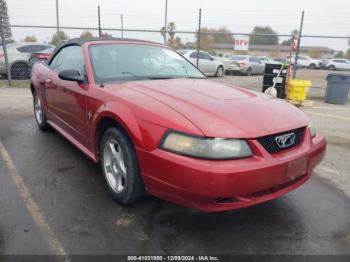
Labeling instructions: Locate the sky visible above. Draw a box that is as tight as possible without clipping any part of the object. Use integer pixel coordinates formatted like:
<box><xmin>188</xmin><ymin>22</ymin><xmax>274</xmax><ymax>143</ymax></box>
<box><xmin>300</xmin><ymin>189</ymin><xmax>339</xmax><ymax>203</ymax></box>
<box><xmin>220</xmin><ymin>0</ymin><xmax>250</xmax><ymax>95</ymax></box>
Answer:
<box><xmin>6</xmin><ymin>0</ymin><xmax>350</xmax><ymax>51</ymax></box>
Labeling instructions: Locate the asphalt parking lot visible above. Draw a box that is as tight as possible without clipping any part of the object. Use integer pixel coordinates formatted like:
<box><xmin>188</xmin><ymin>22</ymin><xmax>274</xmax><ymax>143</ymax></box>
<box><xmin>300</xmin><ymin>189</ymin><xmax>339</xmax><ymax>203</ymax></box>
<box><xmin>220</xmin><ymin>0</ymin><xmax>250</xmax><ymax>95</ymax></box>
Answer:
<box><xmin>0</xmin><ymin>72</ymin><xmax>350</xmax><ymax>256</ymax></box>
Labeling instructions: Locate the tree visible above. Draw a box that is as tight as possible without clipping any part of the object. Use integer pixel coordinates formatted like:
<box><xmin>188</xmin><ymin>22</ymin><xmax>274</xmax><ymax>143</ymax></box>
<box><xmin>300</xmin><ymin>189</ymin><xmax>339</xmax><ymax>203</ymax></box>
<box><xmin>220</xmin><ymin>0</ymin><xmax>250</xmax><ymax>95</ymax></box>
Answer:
<box><xmin>345</xmin><ymin>48</ymin><xmax>350</xmax><ymax>59</ymax></box>
<box><xmin>197</xmin><ymin>28</ymin><xmax>214</xmax><ymax>53</ymax></box>
<box><xmin>161</xmin><ymin>22</ymin><xmax>177</xmax><ymax>46</ymax></box>
<box><xmin>80</xmin><ymin>30</ymin><xmax>94</xmax><ymax>38</ymax></box>
<box><xmin>249</xmin><ymin>26</ymin><xmax>279</xmax><ymax>45</ymax></box>
<box><xmin>23</xmin><ymin>35</ymin><xmax>37</xmax><ymax>42</ymax></box>
<box><xmin>198</xmin><ymin>27</ymin><xmax>233</xmax><ymax>44</ymax></box>
<box><xmin>334</xmin><ymin>51</ymin><xmax>344</xmax><ymax>58</ymax></box>
<box><xmin>100</xmin><ymin>32</ymin><xmax>113</xmax><ymax>38</ymax></box>
<box><xmin>308</xmin><ymin>48</ymin><xmax>322</xmax><ymax>58</ymax></box>
<box><xmin>281</xmin><ymin>29</ymin><xmax>299</xmax><ymax>45</ymax></box>
<box><xmin>0</xmin><ymin>0</ymin><xmax>12</xmax><ymax>42</ymax></box>
<box><xmin>168</xmin><ymin>36</ymin><xmax>183</xmax><ymax>49</ymax></box>
<box><xmin>50</xmin><ymin>31</ymin><xmax>69</xmax><ymax>45</ymax></box>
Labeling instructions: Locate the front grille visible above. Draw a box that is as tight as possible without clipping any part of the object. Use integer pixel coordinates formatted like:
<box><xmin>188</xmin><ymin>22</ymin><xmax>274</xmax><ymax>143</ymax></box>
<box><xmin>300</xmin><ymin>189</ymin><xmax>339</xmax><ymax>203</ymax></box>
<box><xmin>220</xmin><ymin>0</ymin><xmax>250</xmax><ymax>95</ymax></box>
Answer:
<box><xmin>257</xmin><ymin>128</ymin><xmax>304</xmax><ymax>153</ymax></box>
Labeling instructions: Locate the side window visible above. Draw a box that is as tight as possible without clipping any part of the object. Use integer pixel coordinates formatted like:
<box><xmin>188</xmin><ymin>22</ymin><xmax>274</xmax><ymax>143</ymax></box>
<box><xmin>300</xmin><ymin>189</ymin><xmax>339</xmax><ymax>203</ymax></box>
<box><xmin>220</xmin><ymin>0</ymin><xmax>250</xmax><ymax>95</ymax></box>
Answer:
<box><xmin>190</xmin><ymin>52</ymin><xmax>199</xmax><ymax>59</ymax></box>
<box><xmin>50</xmin><ymin>46</ymin><xmax>85</xmax><ymax>75</ymax></box>
<box><xmin>249</xmin><ymin>57</ymin><xmax>258</xmax><ymax>63</ymax></box>
<box><xmin>17</xmin><ymin>45</ymin><xmax>48</xmax><ymax>53</ymax></box>
<box><xmin>199</xmin><ymin>52</ymin><xmax>212</xmax><ymax>60</ymax></box>
<box><xmin>17</xmin><ymin>45</ymin><xmax>34</xmax><ymax>53</ymax></box>
<box><xmin>49</xmin><ymin>52</ymin><xmax>61</xmax><ymax>69</ymax></box>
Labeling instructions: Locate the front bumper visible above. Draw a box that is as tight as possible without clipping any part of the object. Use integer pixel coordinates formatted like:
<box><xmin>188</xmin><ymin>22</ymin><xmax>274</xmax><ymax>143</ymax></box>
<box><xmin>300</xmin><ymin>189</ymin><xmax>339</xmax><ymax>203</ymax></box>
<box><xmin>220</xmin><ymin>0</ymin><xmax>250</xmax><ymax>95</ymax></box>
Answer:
<box><xmin>137</xmin><ymin>132</ymin><xmax>326</xmax><ymax>212</ymax></box>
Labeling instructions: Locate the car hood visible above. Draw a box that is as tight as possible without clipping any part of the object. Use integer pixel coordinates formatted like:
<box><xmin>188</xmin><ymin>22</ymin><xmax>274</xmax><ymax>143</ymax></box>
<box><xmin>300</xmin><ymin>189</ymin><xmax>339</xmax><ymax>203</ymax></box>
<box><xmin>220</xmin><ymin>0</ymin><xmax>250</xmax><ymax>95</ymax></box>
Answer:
<box><xmin>105</xmin><ymin>79</ymin><xmax>309</xmax><ymax>138</ymax></box>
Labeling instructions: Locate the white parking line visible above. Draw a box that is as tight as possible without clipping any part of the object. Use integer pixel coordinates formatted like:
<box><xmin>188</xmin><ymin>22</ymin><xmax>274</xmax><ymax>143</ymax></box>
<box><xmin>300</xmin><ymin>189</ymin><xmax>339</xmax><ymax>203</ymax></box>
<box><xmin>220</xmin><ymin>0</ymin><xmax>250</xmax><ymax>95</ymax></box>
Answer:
<box><xmin>0</xmin><ymin>95</ymin><xmax>32</xmax><ymax>98</ymax></box>
<box><xmin>303</xmin><ymin>111</ymin><xmax>350</xmax><ymax>122</ymax></box>
<box><xmin>0</xmin><ymin>141</ymin><xmax>69</xmax><ymax>259</ymax></box>
<box><xmin>312</xmin><ymin>106</ymin><xmax>350</xmax><ymax>111</ymax></box>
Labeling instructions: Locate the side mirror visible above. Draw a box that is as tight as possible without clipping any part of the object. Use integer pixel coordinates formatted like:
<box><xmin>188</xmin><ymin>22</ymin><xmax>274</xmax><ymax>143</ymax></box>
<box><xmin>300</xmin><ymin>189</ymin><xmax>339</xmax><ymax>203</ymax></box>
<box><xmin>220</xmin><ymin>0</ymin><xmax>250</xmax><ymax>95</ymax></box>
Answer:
<box><xmin>58</xmin><ymin>69</ymin><xmax>85</xmax><ymax>82</ymax></box>
<box><xmin>210</xmin><ymin>57</ymin><xmax>214</xmax><ymax>61</ymax></box>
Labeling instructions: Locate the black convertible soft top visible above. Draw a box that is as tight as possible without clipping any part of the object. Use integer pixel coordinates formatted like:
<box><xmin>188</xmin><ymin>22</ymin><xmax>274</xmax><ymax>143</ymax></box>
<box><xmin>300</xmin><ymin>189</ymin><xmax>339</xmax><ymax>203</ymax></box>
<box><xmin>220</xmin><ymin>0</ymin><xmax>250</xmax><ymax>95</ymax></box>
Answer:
<box><xmin>50</xmin><ymin>37</ymin><xmax>161</xmax><ymax>63</ymax></box>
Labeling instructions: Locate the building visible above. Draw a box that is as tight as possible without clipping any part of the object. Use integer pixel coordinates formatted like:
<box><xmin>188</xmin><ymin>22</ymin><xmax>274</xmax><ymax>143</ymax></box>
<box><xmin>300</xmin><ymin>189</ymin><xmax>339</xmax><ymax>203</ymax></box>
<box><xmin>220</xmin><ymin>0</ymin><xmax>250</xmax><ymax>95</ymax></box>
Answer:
<box><xmin>183</xmin><ymin>42</ymin><xmax>336</xmax><ymax>59</ymax></box>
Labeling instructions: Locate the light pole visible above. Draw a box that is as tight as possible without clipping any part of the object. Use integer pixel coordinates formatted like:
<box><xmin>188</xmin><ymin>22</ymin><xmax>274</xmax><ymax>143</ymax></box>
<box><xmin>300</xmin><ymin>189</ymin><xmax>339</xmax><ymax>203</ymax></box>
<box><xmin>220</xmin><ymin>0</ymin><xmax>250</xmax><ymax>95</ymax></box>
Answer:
<box><xmin>120</xmin><ymin>14</ymin><xmax>124</xmax><ymax>38</ymax></box>
<box><xmin>164</xmin><ymin>0</ymin><xmax>168</xmax><ymax>45</ymax></box>
<box><xmin>55</xmin><ymin>0</ymin><xmax>60</xmax><ymax>42</ymax></box>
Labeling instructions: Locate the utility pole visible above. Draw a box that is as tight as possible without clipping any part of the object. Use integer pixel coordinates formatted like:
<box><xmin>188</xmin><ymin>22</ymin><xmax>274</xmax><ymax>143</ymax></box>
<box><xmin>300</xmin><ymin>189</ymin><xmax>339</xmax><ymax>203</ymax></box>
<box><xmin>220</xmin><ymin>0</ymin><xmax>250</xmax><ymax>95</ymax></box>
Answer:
<box><xmin>293</xmin><ymin>10</ymin><xmax>304</xmax><ymax>79</ymax></box>
<box><xmin>120</xmin><ymin>14</ymin><xmax>124</xmax><ymax>38</ymax></box>
<box><xmin>196</xmin><ymin>8</ymin><xmax>202</xmax><ymax>68</ymax></box>
<box><xmin>55</xmin><ymin>0</ymin><xmax>60</xmax><ymax>42</ymax></box>
<box><xmin>164</xmin><ymin>0</ymin><xmax>168</xmax><ymax>45</ymax></box>
<box><xmin>98</xmin><ymin>5</ymin><xmax>102</xmax><ymax>37</ymax></box>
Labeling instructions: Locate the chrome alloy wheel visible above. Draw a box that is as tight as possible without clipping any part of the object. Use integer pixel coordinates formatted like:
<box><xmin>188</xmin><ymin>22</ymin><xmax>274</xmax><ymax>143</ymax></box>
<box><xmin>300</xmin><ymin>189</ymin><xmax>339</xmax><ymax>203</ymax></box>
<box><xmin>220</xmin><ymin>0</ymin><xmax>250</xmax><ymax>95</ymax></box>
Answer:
<box><xmin>217</xmin><ymin>67</ymin><xmax>224</xmax><ymax>77</ymax></box>
<box><xmin>103</xmin><ymin>139</ymin><xmax>127</xmax><ymax>193</ymax></box>
<box><xmin>34</xmin><ymin>94</ymin><xmax>43</xmax><ymax>124</ymax></box>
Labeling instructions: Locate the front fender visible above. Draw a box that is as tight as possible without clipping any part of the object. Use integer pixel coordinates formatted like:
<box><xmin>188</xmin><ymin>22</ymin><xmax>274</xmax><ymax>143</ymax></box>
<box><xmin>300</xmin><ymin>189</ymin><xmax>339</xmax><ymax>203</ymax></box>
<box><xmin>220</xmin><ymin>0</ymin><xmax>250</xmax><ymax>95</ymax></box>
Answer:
<box><xmin>92</xmin><ymin>100</ymin><xmax>143</xmax><ymax>153</ymax></box>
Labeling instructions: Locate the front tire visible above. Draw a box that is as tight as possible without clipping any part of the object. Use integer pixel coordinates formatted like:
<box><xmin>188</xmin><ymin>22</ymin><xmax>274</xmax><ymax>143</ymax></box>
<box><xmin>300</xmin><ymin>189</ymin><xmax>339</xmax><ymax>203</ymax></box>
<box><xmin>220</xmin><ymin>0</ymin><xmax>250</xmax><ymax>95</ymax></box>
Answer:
<box><xmin>215</xmin><ymin>66</ymin><xmax>224</xmax><ymax>77</ymax></box>
<box><xmin>33</xmin><ymin>91</ymin><xmax>50</xmax><ymax>130</ymax></box>
<box><xmin>100</xmin><ymin>127</ymin><xmax>145</xmax><ymax>205</ymax></box>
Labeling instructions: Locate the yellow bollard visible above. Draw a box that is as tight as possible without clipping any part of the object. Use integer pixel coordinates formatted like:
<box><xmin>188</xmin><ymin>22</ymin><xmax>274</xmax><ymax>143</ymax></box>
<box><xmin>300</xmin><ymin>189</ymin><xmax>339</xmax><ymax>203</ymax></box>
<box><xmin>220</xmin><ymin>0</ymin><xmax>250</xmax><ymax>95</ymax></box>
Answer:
<box><xmin>287</xmin><ymin>79</ymin><xmax>312</xmax><ymax>101</ymax></box>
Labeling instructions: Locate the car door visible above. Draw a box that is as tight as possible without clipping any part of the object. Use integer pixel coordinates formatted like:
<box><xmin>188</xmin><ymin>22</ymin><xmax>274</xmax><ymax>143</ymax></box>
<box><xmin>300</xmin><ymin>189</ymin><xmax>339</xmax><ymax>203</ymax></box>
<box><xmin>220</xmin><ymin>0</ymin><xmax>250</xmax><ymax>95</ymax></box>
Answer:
<box><xmin>44</xmin><ymin>45</ymin><xmax>89</xmax><ymax>144</ymax></box>
<box><xmin>188</xmin><ymin>51</ymin><xmax>205</xmax><ymax>72</ymax></box>
<box><xmin>200</xmin><ymin>52</ymin><xmax>217</xmax><ymax>74</ymax></box>
<box><xmin>249</xmin><ymin>56</ymin><xmax>263</xmax><ymax>74</ymax></box>
<box><xmin>345</xmin><ymin>61</ymin><xmax>350</xmax><ymax>70</ymax></box>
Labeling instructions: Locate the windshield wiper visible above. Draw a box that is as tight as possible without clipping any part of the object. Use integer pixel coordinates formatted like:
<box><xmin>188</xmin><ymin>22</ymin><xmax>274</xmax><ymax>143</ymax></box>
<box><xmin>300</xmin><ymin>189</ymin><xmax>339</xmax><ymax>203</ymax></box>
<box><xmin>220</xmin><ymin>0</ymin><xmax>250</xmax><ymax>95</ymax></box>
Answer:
<box><xmin>121</xmin><ymin>71</ymin><xmax>149</xmax><ymax>80</ymax></box>
<box><xmin>122</xmin><ymin>72</ymin><xmax>179</xmax><ymax>80</ymax></box>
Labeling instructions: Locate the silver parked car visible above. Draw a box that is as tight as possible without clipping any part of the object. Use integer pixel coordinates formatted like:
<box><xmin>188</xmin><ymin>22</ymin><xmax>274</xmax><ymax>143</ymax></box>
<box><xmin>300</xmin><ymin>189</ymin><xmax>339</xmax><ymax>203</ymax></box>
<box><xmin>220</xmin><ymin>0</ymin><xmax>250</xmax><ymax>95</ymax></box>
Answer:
<box><xmin>0</xmin><ymin>42</ymin><xmax>53</xmax><ymax>79</ymax></box>
<box><xmin>326</xmin><ymin>59</ymin><xmax>350</xmax><ymax>71</ymax></box>
<box><xmin>225</xmin><ymin>55</ymin><xmax>265</xmax><ymax>75</ymax></box>
<box><xmin>177</xmin><ymin>50</ymin><xmax>225</xmax><ymax>77</ymax></box>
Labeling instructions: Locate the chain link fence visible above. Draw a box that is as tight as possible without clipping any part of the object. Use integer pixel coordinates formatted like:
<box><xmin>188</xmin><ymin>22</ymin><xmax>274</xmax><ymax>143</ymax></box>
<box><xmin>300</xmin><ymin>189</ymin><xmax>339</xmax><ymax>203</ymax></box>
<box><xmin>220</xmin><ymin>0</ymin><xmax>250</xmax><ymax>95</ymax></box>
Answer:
<box><xmin>1</xmin><ymin>7</ymin><xmax>350</xmax><ymax>102</ymax></box>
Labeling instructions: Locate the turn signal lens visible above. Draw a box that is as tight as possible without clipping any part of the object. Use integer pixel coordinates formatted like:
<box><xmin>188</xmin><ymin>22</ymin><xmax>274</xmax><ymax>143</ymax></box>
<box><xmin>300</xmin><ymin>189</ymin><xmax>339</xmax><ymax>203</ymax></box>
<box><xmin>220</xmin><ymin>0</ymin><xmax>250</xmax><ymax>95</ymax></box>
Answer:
<box><xmin>308</xmin><ymin>121</ymin><xmax>317</xmax><ymax>138</ymax></box>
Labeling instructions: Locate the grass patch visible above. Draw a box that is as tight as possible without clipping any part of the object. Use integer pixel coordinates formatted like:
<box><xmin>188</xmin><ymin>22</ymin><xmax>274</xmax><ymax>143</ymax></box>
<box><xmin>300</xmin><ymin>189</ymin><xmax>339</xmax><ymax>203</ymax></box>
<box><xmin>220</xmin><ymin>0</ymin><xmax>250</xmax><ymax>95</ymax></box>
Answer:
<box><xmin>0</xmin><ymin>79</ymin><xmax>30</xmax><ymax>88</ymax></box>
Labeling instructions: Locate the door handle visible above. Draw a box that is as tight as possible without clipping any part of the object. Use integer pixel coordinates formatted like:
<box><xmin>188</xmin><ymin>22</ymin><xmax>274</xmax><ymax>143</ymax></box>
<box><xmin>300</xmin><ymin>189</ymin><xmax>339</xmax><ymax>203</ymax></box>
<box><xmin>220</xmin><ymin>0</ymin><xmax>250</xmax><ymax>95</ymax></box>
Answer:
<box><xmin>45</xmin><ymin>78</ymin><xmax>52</xmax><ymax>84</ymax></box>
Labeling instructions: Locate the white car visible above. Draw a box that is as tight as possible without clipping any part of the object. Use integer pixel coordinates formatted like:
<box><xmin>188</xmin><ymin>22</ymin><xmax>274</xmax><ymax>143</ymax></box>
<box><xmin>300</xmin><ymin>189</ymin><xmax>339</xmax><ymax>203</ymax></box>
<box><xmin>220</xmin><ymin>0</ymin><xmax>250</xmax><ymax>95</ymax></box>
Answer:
<box><xmin>0</xmin><ymin>42</ymin><xmax>53</xmax><ymax>79</ymax></box>
<box><xmin>290</xmin><ymin>55</ymin><xmax>323</xmax><ymax>69</ymax></box>
<box><xmin>326</xmin><ymin>59</ymin><xmax>350</xmax><ymax>71</ymax></box>
<box><xmin>177</xmin><ymin>50</ymin><xmax>225</xmax><ymax>77</ymax></box>
<box><xmin>225</xmin><ymin>55</ymin><xmax>265</xmax><ymax>75</ymax></box>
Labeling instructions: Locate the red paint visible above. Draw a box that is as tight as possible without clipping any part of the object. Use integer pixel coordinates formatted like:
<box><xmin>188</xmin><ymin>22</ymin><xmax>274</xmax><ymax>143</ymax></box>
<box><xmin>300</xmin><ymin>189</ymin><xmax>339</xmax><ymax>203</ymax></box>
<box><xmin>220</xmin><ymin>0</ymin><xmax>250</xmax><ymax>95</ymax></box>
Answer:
<box><xmin>31</xmin><ymin>39</ymin><xmax>326</xmax><ymax>212</ymax></box>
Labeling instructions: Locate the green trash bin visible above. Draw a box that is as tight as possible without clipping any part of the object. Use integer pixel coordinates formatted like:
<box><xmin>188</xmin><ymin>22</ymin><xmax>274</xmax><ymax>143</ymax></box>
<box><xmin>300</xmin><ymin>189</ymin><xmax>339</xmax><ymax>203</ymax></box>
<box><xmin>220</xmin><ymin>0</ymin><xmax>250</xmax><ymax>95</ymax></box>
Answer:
<box><xmin>325</xmin><ymin>74</ymin><xmax>350</xmax><ymax>105</ymax></box>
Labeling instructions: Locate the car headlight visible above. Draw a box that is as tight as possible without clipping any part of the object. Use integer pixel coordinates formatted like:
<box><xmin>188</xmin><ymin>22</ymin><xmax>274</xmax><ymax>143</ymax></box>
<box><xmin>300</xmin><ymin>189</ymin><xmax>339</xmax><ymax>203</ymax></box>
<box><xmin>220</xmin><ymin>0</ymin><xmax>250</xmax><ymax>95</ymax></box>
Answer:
<box><xmin>160</xmin><ymin>131</ymin><xmax>252</xmax><ymax>159</ymax></box>
<box><xmin>308</xmin><ymin>121</ymin><xmax>316</xmax><ymax>138</ymax></box>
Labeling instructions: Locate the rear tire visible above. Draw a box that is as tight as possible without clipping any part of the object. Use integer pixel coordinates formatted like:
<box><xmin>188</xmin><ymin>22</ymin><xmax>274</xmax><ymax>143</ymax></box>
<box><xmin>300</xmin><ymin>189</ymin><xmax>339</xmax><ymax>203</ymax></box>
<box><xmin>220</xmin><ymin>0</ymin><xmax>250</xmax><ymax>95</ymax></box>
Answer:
<box><xmin>309</xmin><ymin>63</ymin><xmax>316</xmax><ymax>69</ymax></box>
<box><xmin>11</xmin><ymin>62</ymin><xmax>29</xmax><ymax>79</ymax></box>
<box><xmin>100</xmin><ymin>126</ymin><xmax>145</xmax><ymax>205</ymax></box>
<box><xmin>328</xmin><ymin>65</ymin><xmax>336</xmax><ymax>71</ymax></box>
<box><xmin>246</xmin><ymin>67</ymin><xmax>252</xmax><ymax>76</ymax></box>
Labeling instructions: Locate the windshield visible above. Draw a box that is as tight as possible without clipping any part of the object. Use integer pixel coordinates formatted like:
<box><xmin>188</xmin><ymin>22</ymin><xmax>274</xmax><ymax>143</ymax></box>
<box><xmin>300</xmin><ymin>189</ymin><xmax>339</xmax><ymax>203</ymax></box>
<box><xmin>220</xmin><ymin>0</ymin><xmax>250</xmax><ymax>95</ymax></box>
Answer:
<box><xmin>89</xmin><ymin>44</ymin><xmax>205</xmax><ymax>83</ymax></box>
<box><xmin>230</xmin><ymin>55</ymin><xmax>248</xmax><ymax>61</ymax></box>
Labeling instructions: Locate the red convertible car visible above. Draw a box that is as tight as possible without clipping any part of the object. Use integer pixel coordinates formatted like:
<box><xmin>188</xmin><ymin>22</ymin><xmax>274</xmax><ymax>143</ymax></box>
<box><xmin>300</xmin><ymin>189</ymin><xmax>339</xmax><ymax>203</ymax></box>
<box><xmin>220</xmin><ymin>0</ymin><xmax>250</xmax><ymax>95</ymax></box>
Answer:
<box><xmin>31</xmin><ymin>38</ymin><xmax>326</xmax><ymax>212</ymax></box>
